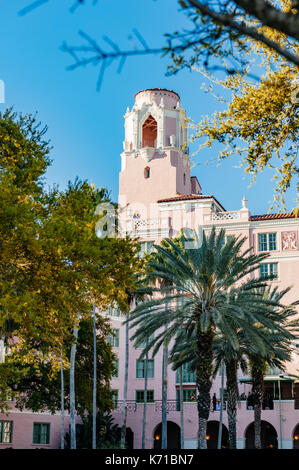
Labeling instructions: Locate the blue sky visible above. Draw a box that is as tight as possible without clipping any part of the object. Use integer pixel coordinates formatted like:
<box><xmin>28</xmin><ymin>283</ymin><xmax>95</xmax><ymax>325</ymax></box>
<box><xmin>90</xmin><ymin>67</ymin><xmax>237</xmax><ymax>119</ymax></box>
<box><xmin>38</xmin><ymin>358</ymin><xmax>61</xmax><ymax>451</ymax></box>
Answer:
<box><xmin>0</xmin><ymin>0</ymin><xmax>296</xmax><ymax>214</ymax></box>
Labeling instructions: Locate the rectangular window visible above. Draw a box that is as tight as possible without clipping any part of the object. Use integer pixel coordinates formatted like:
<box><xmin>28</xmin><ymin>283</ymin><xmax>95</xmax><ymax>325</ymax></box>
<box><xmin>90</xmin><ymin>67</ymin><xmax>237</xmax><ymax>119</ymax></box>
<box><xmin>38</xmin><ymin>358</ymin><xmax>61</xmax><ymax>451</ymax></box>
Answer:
<box><xmin>219</xmin><ymin>388</ymin><xmax>228</xmax><ymax>402</ymax></box>
<box><xmin>136</xmin><ymin>359</ymin><xmax>154</xmax><ymax>378</ymax></box>
<box><xmin>107</xmin><ymin>328</ymin><xmax>119</xmax><ymax>347</ymax></box>
<box><xmin>258</xmin><ymin>233</ymin><xmax>277</xmax><ymax>251</ymax></box>
<box><xmin>111</xmin><ymin>390</ymin><xmax>118</xmax><ymax>409</ymax></box>
<box><xmin>136</xmin><ymin>390</ymin><xmax>154</xmax><ymax>403</ymax></box>
<box><xmin>218</xmin><ymin>364</ymin><xmax>226</xmax><ymax>376</ymax></box>
<box><xmin>139</xmin><ymin>241</ymin><xmax>155</xmax><ymax>258</ymax></box>
<box><xmin>259</xmin><ymin>263</ymin><xmax>278</xmax><ymax>280</ymax></box>
<box><xmin>176</xmin><ymin>363</ymin><xmax>196</xmax><ymax>383</ymax></box>
<box><xmin>106</xmin><ymin>306</ymin><xmax>120</xmax><ymax>318</ymax></box>
<box><xmin>176</xmin><ymin>389</ymin><xmax>196</xmax><ymax>410</ymax></box>
<box><xmin>136</xmin><ymin>333</ymin><xmax>155</xmax><ymax>349</ymax></box>
<box><xmin>6</xmin><ymin>391</ymin><xmax>13</xmax><ymax>401</ymax></box>
<box><xmin>0</xmin><ymin>421</ymin><xmax>13</xmax><ymax>444</ymax></box>
<box><xmin>33</xmin><ymin>423</ymin><xmax>50</xmax><ymax>445</ymax></box>
<box><xmin>178</xmin><ymin>389</ymin><xmax>196</xmax><ymax>402</ymax></box>
<box><xmin>221</xmin><ymin>235</ymin><xmax>233</xmax><ymax>247</ymax></box>
<box><xmin>112</xmin><ymin>358</ymin><xmax>119</xmax><ymax>377</ymax></box>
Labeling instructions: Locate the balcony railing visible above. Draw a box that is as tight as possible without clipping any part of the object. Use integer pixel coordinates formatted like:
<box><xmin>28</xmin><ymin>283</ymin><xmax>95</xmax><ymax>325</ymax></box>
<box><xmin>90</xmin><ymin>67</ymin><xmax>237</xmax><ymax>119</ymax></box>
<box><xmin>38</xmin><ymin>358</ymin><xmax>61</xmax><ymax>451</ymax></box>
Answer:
<box><xmin>204</xmin><ymin>211</ymin><xmax>242</xmax><ymax>222</ymax></box>
<box><xmin>121</xmin><ymin>217</ymin><xmax>171</xmax><ymax>237</ymax></box>
<box><xmin>112</xmin><ymin>399</ymin><xmax>228</xmax><ymax>413</ymax></box>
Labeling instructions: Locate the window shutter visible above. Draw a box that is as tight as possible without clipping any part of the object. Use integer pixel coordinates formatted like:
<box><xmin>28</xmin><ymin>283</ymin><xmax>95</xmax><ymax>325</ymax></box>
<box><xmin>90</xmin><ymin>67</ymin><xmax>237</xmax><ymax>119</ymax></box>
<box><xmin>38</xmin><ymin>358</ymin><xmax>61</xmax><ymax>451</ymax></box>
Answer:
<box><xmin>33</xmin><ymin>423</ymin><xmax>40</xmax><ymax>444</ymax></box>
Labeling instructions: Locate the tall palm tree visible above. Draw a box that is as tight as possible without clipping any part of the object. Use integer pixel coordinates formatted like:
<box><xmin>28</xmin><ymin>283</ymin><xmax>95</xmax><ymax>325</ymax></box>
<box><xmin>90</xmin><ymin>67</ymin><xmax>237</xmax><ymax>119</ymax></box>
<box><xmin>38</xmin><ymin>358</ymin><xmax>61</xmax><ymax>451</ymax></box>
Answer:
<box><xmin>120</xmin><ymin>264</ymin><xmax>148</xmax><ymax>450</ymax></box>
<box><xmin>141</xmin><ymin>341</ymin><xmax>148</xmax><ymax>449</ymax></box>
<box><xmin>247</xmin><ymin>287</ymin><xmax>299</xmax><ymax>449</ymax></box>
<box><xmin>60</xmin><ymin>350</ymin><xmax>65</xmax><ymax>449</ymax></box>
<box><xmin>120</xmin><ymin>308</ymin><xmax>130</xmax><ymax>449</ymax></box>
<box><xmin>169</xmin><ymin>314</ymin><xmax>263</xmax><ymax>449</ymax></box>
<box><xmin>177</xmin><ymin>290</ymin><xmax>297</xmax><ymax>449</ymax></box>
<box><xmin>92</xmin><ymin>302</ymin><xmax>97</xmax><ymax>449</ymax></box>
<box><xmin>161</xmin><ymin>325</ymin><xmax>168</xmax><ymax>449</ymax></box>
<box><xmin>70</xmin><ymin>317</ymin><xmax>80</xmax><ymax>449</ymax></box>
<box><xmin>128</xmin><ymin>227</ymin><xmax>277</xmax><ymax>448</ymax></box>
<box><xmin>178</xmin><ymin>366</ymin><xmax>184</xmax><ymax>449</ymax></box>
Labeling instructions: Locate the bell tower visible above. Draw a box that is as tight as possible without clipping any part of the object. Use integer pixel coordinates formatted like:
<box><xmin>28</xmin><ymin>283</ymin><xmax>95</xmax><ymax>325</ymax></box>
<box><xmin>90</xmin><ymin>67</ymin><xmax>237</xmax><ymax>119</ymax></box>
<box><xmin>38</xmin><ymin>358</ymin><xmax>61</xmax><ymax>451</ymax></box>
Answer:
<box><xmin>119</xmin><ymin>88</ymin><xmax>194</xmax><ymax>216</ymax></box>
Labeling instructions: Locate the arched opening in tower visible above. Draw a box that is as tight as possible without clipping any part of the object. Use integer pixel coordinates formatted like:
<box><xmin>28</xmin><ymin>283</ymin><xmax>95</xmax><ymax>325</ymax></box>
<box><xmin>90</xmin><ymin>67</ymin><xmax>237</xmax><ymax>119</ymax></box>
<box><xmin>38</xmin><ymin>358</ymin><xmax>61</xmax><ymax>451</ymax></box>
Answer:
<box><xmin>142</xmin><ymin>115</ymin><xmax>157</xmax><ymax>148</ymax></box>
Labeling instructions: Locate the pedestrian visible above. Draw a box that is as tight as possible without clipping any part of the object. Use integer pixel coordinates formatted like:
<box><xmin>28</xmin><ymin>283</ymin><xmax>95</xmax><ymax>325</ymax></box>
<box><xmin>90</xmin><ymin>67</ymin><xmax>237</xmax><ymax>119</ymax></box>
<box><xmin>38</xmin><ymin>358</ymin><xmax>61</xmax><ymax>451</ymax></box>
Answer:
<box><xmin>212</xmin><ymin>392</ymin><xmax>217</xmax><ymax>411</ymax></box>
<box><xmin>247</xmin><ymin>392</ymin><xmax>253</xmax><ymax>410</ymax></box>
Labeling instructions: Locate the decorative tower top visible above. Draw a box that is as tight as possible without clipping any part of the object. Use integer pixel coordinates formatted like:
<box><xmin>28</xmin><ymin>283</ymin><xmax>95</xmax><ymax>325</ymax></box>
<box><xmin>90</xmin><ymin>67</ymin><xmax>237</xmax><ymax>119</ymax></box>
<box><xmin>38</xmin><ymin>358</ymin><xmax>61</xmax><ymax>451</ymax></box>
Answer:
<box><xmin>122</xmin><ymin>88</ymin><xmax>188</xmax><ymax>161</ymax></box>
<box><xmin>119</xmin><ymin>89</ymin><xmax>192</xmax><ymax>213</ymax></box>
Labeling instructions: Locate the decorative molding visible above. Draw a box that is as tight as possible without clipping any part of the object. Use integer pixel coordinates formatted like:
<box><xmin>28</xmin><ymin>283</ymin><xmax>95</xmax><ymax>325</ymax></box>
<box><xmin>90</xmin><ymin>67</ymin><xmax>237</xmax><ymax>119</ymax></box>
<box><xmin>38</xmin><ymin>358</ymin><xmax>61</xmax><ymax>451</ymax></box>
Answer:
<box><xmin>281</xmin><ymin>231</ymin><xmax>298</xmax><ymax>251</ymax></box>
<box><xmin>250</xmin><ymin>219</ymin><xmax>299</xmax><ymax>229</ymax></box>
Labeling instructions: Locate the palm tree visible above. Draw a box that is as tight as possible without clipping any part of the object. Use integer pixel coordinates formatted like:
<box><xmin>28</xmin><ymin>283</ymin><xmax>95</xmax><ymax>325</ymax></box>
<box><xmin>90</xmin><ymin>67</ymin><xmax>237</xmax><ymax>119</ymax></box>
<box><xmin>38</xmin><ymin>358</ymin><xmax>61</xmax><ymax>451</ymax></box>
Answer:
<box><xmin>178</xmin><ymin>366</ymin><xmax>184</xmax><ymax>449</ymax></box>
<box><xmin>247</xmin><ymin>287</ymin><xmax>298</xmax><ymax>449</ymax></box>
<box><xmin>120</xmin><ymin>268</ymin><xmax>148</xmax><ymax>449</ymax></box>
<box><xmin>169</xmin><ymin>314</ymin><xmax>263</xmax><ymax>449</ymax></box>
<box><xmin>161</xmin><ymin>325</ymin><xmax>168</xmax><ymax>449</ymax></box>
<box><xmin>128</xmin><ymin>227</ymin><xmax>276</xmax><ymax>448</ymax></box>
<box><xmin>92</xmin><ymin>302</ymin><xmax>97</xmax><ymax>449</ymax></box>
<box><xmin>60</xmin><ymin>350</ymin><xmax>65</xmax><ymax>449</ymax></box>
<box><xmin>141</xmin><ymin>340</ymin><xmax>148</xmax><ymax>449</ymax></box>
<box><xmin>70</xmin><ymin>318</ymin><xmax>79</xmax><ymax>449</ymax></box>
<box><xmin>176</xmin><ymin>287</ymin><xmax>297</xmax><ymax>449</ymax></box>
<box><xmin>120</xmin><ymin>308</ymin><xmax>130</xmax><ymax>449</ymax></box>
<box><xmin>217</xmin><ymin>360</ymin><xmax>225</xmax><ymax>449</ymax></box>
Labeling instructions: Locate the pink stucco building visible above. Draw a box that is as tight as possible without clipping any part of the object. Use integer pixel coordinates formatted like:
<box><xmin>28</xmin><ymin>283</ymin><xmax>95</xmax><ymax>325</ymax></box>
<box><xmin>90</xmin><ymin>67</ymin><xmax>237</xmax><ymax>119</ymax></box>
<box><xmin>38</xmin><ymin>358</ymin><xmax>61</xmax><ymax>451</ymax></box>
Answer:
<box><xmin>112</xmin><ymin>88</ymin><xmax>299</xmax><ymax>450</ymax></box>
<box><xmin>0</xmin><ymin>88</ymin><xmax>298</xmax><ymax>449</ymax></box>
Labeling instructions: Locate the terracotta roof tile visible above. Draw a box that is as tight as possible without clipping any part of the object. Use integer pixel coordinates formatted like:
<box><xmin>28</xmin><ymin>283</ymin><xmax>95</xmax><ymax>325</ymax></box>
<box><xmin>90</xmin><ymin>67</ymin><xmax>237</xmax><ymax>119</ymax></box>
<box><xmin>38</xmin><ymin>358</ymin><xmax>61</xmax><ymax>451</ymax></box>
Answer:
<box><xmin>249</xmin><ymin>213</ymin><xmax>296</xmax><ymax>221</ymax></box>
<box><xmin>157</xmin><ymin>194</ymin><xmax>226</xmax><ymax>211</ymax></box>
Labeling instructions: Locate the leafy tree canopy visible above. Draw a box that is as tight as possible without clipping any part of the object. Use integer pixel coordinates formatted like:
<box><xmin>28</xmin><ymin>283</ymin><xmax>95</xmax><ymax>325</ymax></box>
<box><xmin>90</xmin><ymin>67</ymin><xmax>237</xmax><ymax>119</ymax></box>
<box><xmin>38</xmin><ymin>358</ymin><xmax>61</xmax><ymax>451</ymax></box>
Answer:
<box><xmin>1</xmin><ymin>318</ymin><xmax>115</xmax><ymax>417</ymax></box>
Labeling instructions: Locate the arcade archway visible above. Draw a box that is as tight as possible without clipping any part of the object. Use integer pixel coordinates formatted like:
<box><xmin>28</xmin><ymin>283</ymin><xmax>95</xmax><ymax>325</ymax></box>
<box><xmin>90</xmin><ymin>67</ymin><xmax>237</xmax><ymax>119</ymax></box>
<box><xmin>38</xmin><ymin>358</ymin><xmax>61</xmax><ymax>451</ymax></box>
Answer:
<box><xmin>153</xmin><ymin>421</ymin><xmax>180</xmax><ymax>449</ymax></box>
<box><xmin>293</xmin><ymin>424</ymin><xmax>299</xmax><ymax>449</ymax></box>
<box><xmin>206</xmin><ymin>421</ymin><xmax>229</xmax><ymax>449</ymax></box>
<box><xmin>245</xmin><ymin>421</ymin><xmax>278</xmax><ymax>449</ymax></box>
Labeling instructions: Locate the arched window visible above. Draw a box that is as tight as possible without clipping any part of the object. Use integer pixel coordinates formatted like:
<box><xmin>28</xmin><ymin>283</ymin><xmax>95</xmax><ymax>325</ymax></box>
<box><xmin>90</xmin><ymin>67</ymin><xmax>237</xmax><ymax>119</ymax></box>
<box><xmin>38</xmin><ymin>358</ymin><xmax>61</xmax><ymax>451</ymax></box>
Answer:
<box><xmin>142</xmin><ymin>115</ymin><xmax>157</xmax><ymax>148</ymax></box>
<box><xmin>144</xmin><ymin>167</ymin><xmax>150</xmax><ymax>179</ymax></box>
<box><xmin>183</xmin><ymin>173</ymin><xmax>186</xmax><ymax>185</ymax></box>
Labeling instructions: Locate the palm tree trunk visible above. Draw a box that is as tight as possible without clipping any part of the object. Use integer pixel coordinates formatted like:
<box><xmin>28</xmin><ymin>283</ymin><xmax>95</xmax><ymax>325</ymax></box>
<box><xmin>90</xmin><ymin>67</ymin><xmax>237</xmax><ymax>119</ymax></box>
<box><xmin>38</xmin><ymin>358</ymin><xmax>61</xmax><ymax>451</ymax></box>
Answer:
<box><xmin>92</xmin><ymin>302</ymin><xmax>97</xmax><ymax>449</ymax></box>
<box><xmin>60</xmin><ymin>351</ymin><xmax>65</xmax><ymax>449</ymax></box>
<box><xmin>179</xmin><ymin>366</ymin><xmax>184</xmax><ymax>449</ymax></box>
<box><xmin>217</xmin><ymin>360</ymin><xmax>224</xmax><ymax>449</ymax></box>
<box><xmin>141</xmin><ymin>345</ymin><xmax>148</xmax><ymax>449</ymax></box>
<box><xmin>226</xmin><ymin>359</ymin><xmax>238</xmax><ymax>449</ymax></box>
<box><xmin>120</xmin><ymin>311</ymin><xmax>129</xmax><ymax>449</ymax></box>
<box><xmin>0</xmin><ymin>335</ymin><xmax>5</xmax><ymax>363</ymax></box>
<box><xmin>161</xmin><ymin>334</ymin><xmax>168</xmax><ymax>449</ymax></box>
<box><xmin>196</xmin><ymin>329</ymin><xmax>214</xmax><ymax>449</ymax></box>
<box><xmin>70</xmin><ymin>319</ymin><xmax>79</xmax><ymax>449</ymax></box>
<box><xmin>252</xmin><ymin>365</ymin><xmax>264</xmax><ymax>449</ymax></box>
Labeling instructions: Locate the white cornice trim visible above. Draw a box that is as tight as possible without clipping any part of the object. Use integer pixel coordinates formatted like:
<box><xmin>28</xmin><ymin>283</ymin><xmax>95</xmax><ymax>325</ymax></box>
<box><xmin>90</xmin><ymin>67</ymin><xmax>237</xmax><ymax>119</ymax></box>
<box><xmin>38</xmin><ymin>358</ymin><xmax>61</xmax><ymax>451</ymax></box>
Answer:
<box><xmin>250</xmin><ymin>219</ymin><xmax>299</xmax><ymax>229</ymax></box>
<box><xmin>262</xmin><ymin>255</ymin><xmax>299</xmax><ymax>262</ymax></box>
<box><xmin>203</xmin><ymin>223</ymin><xmax>251</xmax><ymax>230</ymax></box>
<box><xmin>1</xmin><ymin>409</ymin><xmax>69</xmax><ymax>416</ymax></box>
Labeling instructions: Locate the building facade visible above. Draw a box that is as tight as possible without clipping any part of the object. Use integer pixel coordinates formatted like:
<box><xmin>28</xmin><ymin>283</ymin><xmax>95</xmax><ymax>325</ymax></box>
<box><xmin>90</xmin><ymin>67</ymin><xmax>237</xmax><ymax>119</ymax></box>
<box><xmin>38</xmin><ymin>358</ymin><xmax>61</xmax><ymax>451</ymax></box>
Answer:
<box><xmin>110</xmin><ymin>88</ymin><xmax>299</xmax><ymax>450</ymax></box>
<box><xmin>0</xmin><ymin>88</ymin><xmax>298</xmax><ymax>449</ymax></box>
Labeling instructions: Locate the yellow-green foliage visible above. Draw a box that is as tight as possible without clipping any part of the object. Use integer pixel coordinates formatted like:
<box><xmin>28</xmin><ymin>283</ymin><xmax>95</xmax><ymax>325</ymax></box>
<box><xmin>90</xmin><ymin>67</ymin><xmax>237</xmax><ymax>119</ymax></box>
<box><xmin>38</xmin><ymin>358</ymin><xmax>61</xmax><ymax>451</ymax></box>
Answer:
<box><xmin>192</xmin><ymin>0</ymin><xmax>298</xmax><ymax>212</ymax></box>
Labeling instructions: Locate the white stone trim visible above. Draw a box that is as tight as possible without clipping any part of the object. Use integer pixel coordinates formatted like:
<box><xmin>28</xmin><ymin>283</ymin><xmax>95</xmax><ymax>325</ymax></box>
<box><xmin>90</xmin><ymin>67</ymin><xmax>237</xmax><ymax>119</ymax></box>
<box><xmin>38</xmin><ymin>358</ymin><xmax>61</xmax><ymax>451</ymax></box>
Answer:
<box><xmin>250</xmin><ymin>219</ymin><xmax>299</xmax><ymax>229</ymax></box>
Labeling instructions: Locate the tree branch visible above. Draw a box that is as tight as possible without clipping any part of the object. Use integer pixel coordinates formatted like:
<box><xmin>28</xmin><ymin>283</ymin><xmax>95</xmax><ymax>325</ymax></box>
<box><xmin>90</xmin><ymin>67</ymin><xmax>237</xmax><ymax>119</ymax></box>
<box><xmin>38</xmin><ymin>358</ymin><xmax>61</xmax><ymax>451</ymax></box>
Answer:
<box><xmin>234</xmin><ymin>0</ymin><xmax>299</xmax><ymax>40</ymax></box>
<box><xmin>186</xmin><ymin>1</ymin><xmax>299</xmax><ymax>66</ymax></box>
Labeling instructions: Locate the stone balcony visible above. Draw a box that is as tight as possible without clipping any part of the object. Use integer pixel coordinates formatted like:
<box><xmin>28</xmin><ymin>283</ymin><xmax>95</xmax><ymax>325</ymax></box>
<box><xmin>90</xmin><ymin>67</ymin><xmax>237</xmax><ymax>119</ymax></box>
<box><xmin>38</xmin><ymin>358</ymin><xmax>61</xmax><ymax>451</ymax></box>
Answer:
<box><xmin>121</xmin><ymin>216</ymin><xmax>171</xmax><ymax>239</ymax></box>
<box><xmin>204</xmin><ymin>210</ymin><xmax>249</xmax><ymax>223</ymax></box>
